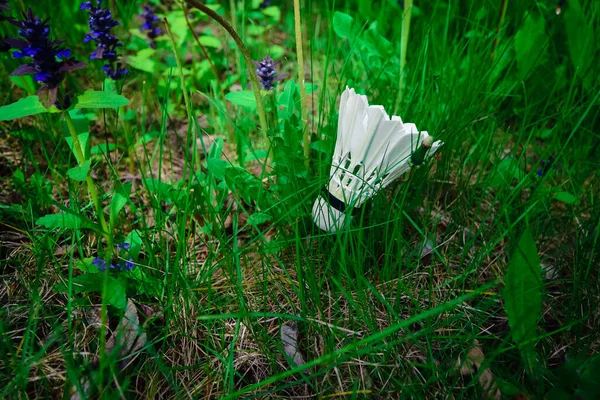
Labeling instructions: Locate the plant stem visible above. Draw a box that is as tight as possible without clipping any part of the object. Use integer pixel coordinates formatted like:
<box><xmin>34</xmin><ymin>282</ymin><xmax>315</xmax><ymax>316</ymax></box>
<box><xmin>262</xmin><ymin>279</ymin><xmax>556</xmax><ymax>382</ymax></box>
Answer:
<box><xmin>64</xmin><ymin>112</ymin><xmax>109</xmax><ymax>239</ymax></box>
<box><xmin>183</xmin><ymin>0</ymin><xmax>269</xmax><ymax>146</ymax></box>
<box><xmin>394</xmin><ymin>0</ymin><xmax>413</xmax><ymax>114</ymax></box>
<box><xmin>164</xmin><ymin>18</ymin><xmax>201</xmax><ymax>179</ymax></box>
<box><xmin>293</xmin><ymin>0</ymin><xmax>309</xmax><ymax>168</ymax></box>
<box><xmin>491</xmin><ymin>0</ymin><xmax>509</xmax><ymax>62</ymax></box>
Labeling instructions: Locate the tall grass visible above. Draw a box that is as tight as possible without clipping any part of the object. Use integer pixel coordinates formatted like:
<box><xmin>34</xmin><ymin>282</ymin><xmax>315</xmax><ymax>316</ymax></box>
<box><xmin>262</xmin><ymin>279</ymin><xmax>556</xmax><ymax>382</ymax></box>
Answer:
<box><xmin>0</xmin><ymin>0</ymin><xmax>598</xmax><ymax>398</ymax></box>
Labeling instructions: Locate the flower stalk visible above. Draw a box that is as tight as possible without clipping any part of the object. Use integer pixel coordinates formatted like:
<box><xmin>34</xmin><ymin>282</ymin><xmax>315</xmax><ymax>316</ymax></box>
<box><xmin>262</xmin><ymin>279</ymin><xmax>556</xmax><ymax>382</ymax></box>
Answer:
<box><xmin>394</xmin><ymin>0</ymin><xmax>413</xmax><ymax>114</ymax></box>
<box><xmin>182</xmin><ymin>0</ymin><xmax>268</xmax><ymax>146</ymax></box>
<box><xmin>293</xmin><ymin>0</ymin><xmax>309</xmax><ymax>167</ymax></box>
<box><xmin>64</xmin><ymin>112</ymin><xmax>110</xmax><ymax>241</ymax></box>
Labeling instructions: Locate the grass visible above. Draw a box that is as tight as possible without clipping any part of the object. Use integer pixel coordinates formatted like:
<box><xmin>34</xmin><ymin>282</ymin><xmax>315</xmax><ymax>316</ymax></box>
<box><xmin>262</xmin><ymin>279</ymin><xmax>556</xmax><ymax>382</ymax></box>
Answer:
<box><xmin>0</xmin><ymin>0</ymin><xmax>599</xmax><ymax>398</ymax></box>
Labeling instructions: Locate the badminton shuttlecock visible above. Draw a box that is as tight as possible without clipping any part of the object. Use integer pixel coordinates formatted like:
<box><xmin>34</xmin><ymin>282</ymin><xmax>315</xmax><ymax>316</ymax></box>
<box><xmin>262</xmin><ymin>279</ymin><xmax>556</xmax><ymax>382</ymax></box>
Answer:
<box><xmin>312</xmin><ymin>87</ymin><xmax>443</xmax><ymax>232</ymax></box>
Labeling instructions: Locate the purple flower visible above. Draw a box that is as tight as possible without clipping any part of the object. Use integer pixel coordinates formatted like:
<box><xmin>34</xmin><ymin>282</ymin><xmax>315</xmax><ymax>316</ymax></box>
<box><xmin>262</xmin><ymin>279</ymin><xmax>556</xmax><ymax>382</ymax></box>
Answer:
<box><xmin>93</xmin><ymin>242</ymin><xmax>135</xmax><ymax>272</ymax></box>
<box><xmin>140</xmin><ymin>5</ymin><xmax>162</xmax><ymax>47</ymax></box>
<box><xmin>259</xmin><ymin>0</ymin><xmax>272</xmax><ymax>9</ymax></box>
<box><xmin>4</xmin><ymin>8</ymin><xmax>86</xmax><ymax>105</ymax></box>
<box><xmin>537</xmin><ymin>156</ymin><xmax>555</xmax><ymax>177</ymax></box>
<box><xmin>81</xmin><ymin>0</ymin><xmax>127</xmax><ymax>80</ymax></box>
<box><xmin>252</xmin><ymin>55</ymin><xmax>278</xmax><ymax>91</ymax></box>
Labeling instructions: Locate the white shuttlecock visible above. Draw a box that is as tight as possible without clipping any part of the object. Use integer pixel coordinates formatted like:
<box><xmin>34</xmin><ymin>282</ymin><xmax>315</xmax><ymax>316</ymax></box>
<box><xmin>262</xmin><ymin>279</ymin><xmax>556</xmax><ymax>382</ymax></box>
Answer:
<box><xmin>312</xmin><ymin>87</ymin><xmax>443</xmax><ymax>232</ymax></box>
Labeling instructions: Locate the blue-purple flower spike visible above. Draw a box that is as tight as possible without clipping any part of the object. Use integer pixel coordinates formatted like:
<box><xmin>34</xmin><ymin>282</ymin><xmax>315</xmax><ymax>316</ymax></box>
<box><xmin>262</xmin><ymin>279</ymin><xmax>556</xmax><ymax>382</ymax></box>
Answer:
<box><xmin>140</xmin><ymin>5</ymin><xmax>162</xmax><ymax>47</ymax></box>
<box><xmin>4</xmin><ymin>8</ymin><xmax>86</xmax><ymax>106</ymax></box>
<box><xmin>252</xmin><ymin>55</ymin><xmax>278</xmax><ymax>91</ymax></box>
<box><xmin>81</xmin><ymin>0</ymin><xmax>127</xmax><ymax>80</ymax></box>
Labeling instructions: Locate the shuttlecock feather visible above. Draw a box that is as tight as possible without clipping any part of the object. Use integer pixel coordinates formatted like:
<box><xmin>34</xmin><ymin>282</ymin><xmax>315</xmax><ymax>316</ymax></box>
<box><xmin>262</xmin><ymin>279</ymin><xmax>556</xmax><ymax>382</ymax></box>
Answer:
<box><xmin>312</xmin><ymin>87</ymin><xmax>442</xmax><ymax>232</ymax></box>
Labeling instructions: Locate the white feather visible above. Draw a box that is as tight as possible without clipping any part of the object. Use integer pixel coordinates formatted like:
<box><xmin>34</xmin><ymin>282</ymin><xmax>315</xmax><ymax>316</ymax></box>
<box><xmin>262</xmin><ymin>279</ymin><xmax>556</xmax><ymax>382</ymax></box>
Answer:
<box><xmin>313</xmin><ymin>87</ymin><xmax>443</xmax><ymax>232</ymax></box>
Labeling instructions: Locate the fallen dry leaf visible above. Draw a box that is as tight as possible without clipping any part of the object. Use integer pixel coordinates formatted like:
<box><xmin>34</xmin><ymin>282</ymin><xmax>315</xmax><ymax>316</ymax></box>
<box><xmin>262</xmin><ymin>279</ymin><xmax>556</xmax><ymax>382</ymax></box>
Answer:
<box><xmin>281</xmin><ymin>322</ymin><xmax>307</xmax><ymax>371</ymax></box>
<box><xmin>456</xmin><ymin>341</ymin><xmax>501</xmax><ymax>400</ymax></box>
<box><xmin>106</xmin><ymin>298</ymin><xmax>148</xmax><ymax>368</ymax></box>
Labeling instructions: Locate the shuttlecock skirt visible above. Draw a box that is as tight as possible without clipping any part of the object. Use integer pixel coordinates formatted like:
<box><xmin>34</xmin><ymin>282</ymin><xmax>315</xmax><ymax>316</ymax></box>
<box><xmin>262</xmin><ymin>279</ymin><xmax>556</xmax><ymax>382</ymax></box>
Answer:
<box><xmin>312</xmin><ymin>194</ymin><xmax>351</xmax><ymax>233</ymax></box>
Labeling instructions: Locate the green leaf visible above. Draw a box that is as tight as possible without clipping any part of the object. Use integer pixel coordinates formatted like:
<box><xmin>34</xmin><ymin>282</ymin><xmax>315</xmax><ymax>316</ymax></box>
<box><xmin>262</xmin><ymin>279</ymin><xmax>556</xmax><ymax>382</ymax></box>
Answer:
<box><xmin>199</xmin><ymin>35</ymin><xmax>221</xmax><ymax>48</ymax></box>
<box><xmin>206</xmin><ymin>158</ymin><xmax>229</xmax><ymax>180</ymax></box>
<box><xmin>333</xmin><ymin>11</ymin><xmax>354</xmax><ymax>39</ymax></box>
<box><xmin>504</xmin><ymin>225</ymin><xmax>543</xmax><ymax>375</ymax></box>
<box><xmin>75</xmin><ymin>90</ymin><xmax>130</xmax><ymax>109</ymax></box>
<box><xmin>0</xmin><ymin>96</ymin><xmax>57</xmax><ymax>121</ymax></box>
<box><xmin>553</xmin><ymin>191</ymin><xmax>579</xmax><ymax>205</ymax></box>
<box><xmin>67</xmin><ymin>160</ymin><xmax>91</xmax><ymax>181</ymax></box>
<box><xmin>105</xmin><ymin>278</ymin><xmax>127</xmax><ymax>309</ymax></box>
<box><xmin>564</xmin><ymin>0</ymin><xmax>595</xmax><ymax>80</ymax></box>
<box><xmin>64</xmin><ymin>132</ymin><xmax>91</xmax><ymax>161</ymax></box>
<box><xmin>225</xmin><ymin>91</ymin><xmax>257</xmax><ymax>110</ymax></box>
<box><xmin>247</xmin><ymin>212</ymin><xmax>271</xmax><ymax>226</ymax></box>
<box><xmin>110</xmin><ymin>182</ymin><xmax>132</xmax><ymax>226</ymax></box>
<box><xmin>74</xmin><ymin>257</ymin><xmax>102</xmax><ymax>273</ymax></box>
<box><xmin>128</xmin><ymin>48</ymin><xmax>157</xmax><ymax>73</ymax></box>
<box><xmin>91</xmin><ymin>143</ymin><xmax>118</xmax><ymax>154</ymax></box>
<box><xmin>125</xmin><ymin>230</ymin><xmax>143</xmax><ymax>259</ymax></box>
<box><xmin>305</xmin><ymin>83</ymin><xmax>318</xmax><ymax>94</ymax></box>
<box><xmin>514</xmin><ymin>13</ymin><xmax>547</xmax><ymax>79</ymax></box>
<box><xmin>262</xmin><ymin>6</ymin><xmax>281</xmax><ymax>21</ymax></box>
<box><xmin>489</xmin><ymin>157</ymin><xmax>523</xmax><ymax>187</ymax></box>
<box><xmin>36</xmin><ymin>213</ymin><xmax>87</xmax><ymax>229</ymax></box>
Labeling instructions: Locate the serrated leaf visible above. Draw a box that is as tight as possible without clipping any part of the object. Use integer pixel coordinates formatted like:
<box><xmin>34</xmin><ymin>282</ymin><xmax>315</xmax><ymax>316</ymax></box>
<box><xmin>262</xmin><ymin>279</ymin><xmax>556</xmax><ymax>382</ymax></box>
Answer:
<box><xmin>36</xmin><ymin>213</ymin><xmax>87</xmax><ymax>229</ymax></box>
<box><xmin>333</xmin><ymin>11</ymin><xmax>354</xmax><ymax>39</ymax></box>
<box><xmin>504</xmin><ymin>225</ymin><xmax>542</xmax><ymax>375</ymax></box>
<box><xmin>76</xmin><ymin>90</ymin><xmax>130</xmax><ymax>109</ymax></box>
<box><xmin>67</xmin><ymin>160</ymin><xmax>91</xmax><ymax>181</ymax></box>
<box><xmin>225</xmin><ymin>90</ymin><xmax>257</xmax><ymax>110</ymax></box>
<box><xmin>553</xmin><ymin>191</ymin><xmax>579</xmax><ymax>205</ymax></box>
<box><xmin>514</xmin><ymin>13</ymin><xmax>547</xmax><ymax>79</ymax></box>
<box><xmin>0</xmin><ymin>96</ymin><xmax>57</xmax><ymax>121</ymax></box>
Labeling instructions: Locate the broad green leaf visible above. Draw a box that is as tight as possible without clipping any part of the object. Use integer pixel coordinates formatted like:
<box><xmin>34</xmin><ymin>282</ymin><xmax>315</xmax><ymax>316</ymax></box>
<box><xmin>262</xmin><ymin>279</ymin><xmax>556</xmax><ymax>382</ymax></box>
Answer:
<box><xmin>67</xmin><ymin>160</ymin><xmax>91</xmax><ymax>181</ymax></box>
<box><xmin>305</xmin><ymin>83</ymin><xmax>318</xmax><ymax>94</ymax></box>
<box><xmin>514</xmin><ymin>13</ymin><xmax>547</xmax><ymax>79</ymax></box>
<box><xmin>74</xmin><ymin>257</ymin><xmax>102</xmax><ymax>273</ymax></box>
<box><xmin>333</xmin><ymin>11</ymin><xmax>354</xmax><ymax>39</ymax></box>
<box><xmin>247</xmin><ymin>212</ymin><xmax>271</xmax><ymax>226</ymax></box>
<box><xmin>553</xmin><ymin>191</ymin><xmax>579</xmax><ymax>205</ymax></box>
<box><xmin>268</xmin><ymin>45</ymin><xmax>284</xmax><ymax>59</ymax></box>
<box><xmin>76</xmin><ymin>90</ymin><xmax>130</xmax><ymax>109</ymax></box>
<box><xmin>128</xmin><ymin>48</ymin><xmax>157</xmax><ymax>73</ymax></box>
<box><xmin>125</xmin><ymin>230</ymin><xmax>143</xmax><ymax>259</ymax></box>
<box><xmin>504</xmin><ymin>225</ymin><xmax>543</xmax><ymax>375</ymax></box>
<box><xmin>105</xmin><ymin>278</ymin><xmax>127</xmax><ymax>309</ymax></box>
<box><xmin>564</xmin><ymin>0</ymin><xmax>595</xmax><ymax>80</ymax></box>
<box><xmin>206</xmin><ymin>158</ymin><xmax>229</xmax><ymax>180</ymax></box>
<box><xmin>110</xmin><ymin>182</ymin><xmax>132</xmax><ymax>226</ymax></box>
<box><xmin>10</xmin><ymin>75</ymin><xmax>35</xmax><ymax>94</ymax></box>
<box><xmin>36</xmin><ymin>212</ymin><xmax>87</xmax><ymax>229</ymax></box>
<box><xmin>489</xmin><ymin>157</ymin><xmax>523</xmax><ymax>187</ymax></box>
<box><xmin>199</xmin><ymin>35</ymin><xmax>221</xmax><ymax>48</ymax></box>
<box><xmin>262</xmin><ymin>6</ymin><xmax>281</xmax><ymax>21</ymax></box>
<box><xmin>225</xmin><ymin>90</ymin><xmax>257</xmax><ymax>110</ymax></box>
<box><xmin>64</xmin><ymin>132</ymin><xmax>91</xmax><ymax>161</ymax></box>
<box><xmin>0</xmin><ymin>96</ymin><xmax>58</xmax><ymax>121</ymax></box>
<box><xmin>91</xmin><ymin>143</ymin><xmax>118</xmax><ymax>154</ymax></box>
